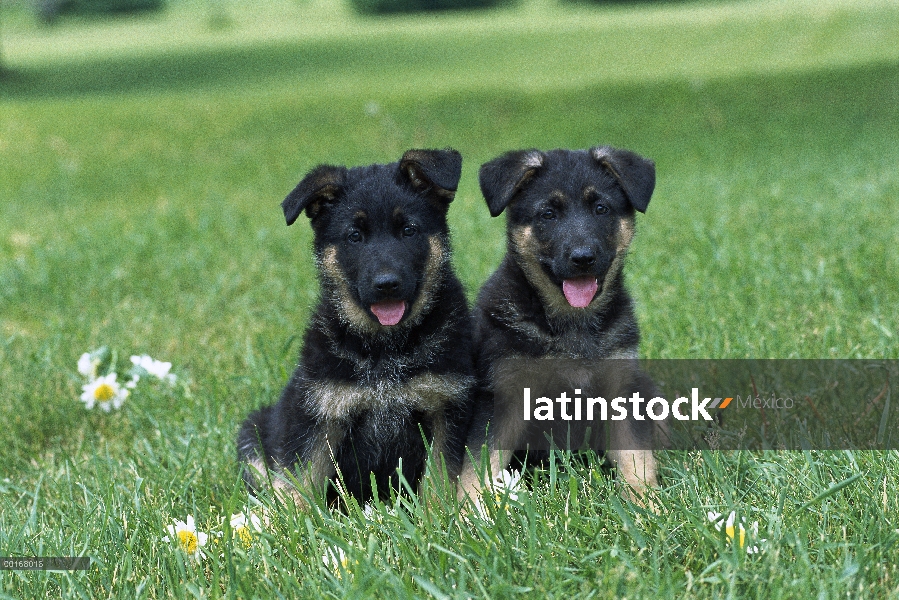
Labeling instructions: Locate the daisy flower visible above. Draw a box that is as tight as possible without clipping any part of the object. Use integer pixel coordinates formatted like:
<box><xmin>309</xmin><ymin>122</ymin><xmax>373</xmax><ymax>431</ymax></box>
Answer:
<box><xmin>362</xmin><ymin>502</ymin><xmax>399</xmax><ymax>528</ymax></box>
<box><xmin>490</xmin><ymin>469</ymin><xmax>522</xmax><ymax>502</ymax></box>
<box><xmin>707</xmin><ymin>510</ymin><xmax>765</xmax><ymax>554</ymax></box>
<box><xmin>130</xmin><ymin>354</ymin><xmax>176</xmax><ymax>385</ymax></box>
<box><xmin>80</xmin><ymin>373</ymin><xmax>129</xmax><ymax>412</ymax></box>
<box><xmin>163</xmin><ymin>515</ymin><xmax>209</xmax><ymax>560</ymax></box>
<box><xmin>77</xmin><ymin>352</ymin><xmax>101</xmax><ymax>379</ymax></box>
<box><xmin>322</xmin><ymin>546</ymin><xmax>351</xmax><ymax>577</ymax></box>
<box><xmin>229</xmin><ymin>511</ymin><xmax>262</xmax><ymax>547</ymax></box>
<box><xmin>472</xmin><ymin>469</ymin><xmax>523</xmax><ymax>520</ymax></box>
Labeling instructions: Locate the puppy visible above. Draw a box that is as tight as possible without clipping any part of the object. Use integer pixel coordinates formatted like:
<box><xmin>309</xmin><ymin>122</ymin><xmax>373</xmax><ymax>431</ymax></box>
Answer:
<box><xmin>237</xmin><ymin>149</ymin><xmax>475</xmax><ymax>507</ymax></box>
<box><xmin>459</xmin><ymin>146</ymin><xmax>660</xmax><ymax>500</ymax></box>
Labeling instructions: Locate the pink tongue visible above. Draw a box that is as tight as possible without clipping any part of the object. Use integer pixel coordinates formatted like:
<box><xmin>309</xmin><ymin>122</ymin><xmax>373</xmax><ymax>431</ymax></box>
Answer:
<box><xmin>370</xmin><ymin>300</ymin><xmax>406</xmax><ymax>326</ymax></box>
<box><xmin>562</xmin><ymin>277</ymin><xmax>598</xmax><ymax>308</ymax></box>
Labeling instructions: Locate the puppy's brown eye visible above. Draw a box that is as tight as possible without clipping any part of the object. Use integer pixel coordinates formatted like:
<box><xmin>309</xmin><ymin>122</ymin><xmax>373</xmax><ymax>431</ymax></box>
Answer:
<box><xmin>541</xmin><ymin>209</ymin><xmax>556</xmax><ymax>220</ymax></box>
<box><xmin>402</xmin><ymin>225</ymin><xmax>417</xmax><ymax>237</ymax></box>
<box><xmin>347</xmin><ymin>231</ymin><xmax>362</xmax><ymax>243</ymax></box>
<box><xmin>595</xmin><ymin>203</ymin><xmax>610</xmax><ymax>215</ymax></box>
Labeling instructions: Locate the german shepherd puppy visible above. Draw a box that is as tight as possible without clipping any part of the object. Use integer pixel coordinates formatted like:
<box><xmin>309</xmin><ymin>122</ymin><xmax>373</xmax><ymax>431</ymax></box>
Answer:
<box><xmin>459</xmin><ymin>146</ymin><xmax>660</xmax><ymax>500</ymax></box>
<box><xmin>237</xmin><ymin>149</ymin><xmax>474</xmax><ymax>507</ymax></box>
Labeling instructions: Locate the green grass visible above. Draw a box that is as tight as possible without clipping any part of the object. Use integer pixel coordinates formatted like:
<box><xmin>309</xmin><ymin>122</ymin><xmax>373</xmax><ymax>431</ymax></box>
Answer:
<box><xmin>1</xmin><ymin>0</ymin><xmax>898</xmax><ymax>596</ymax></box>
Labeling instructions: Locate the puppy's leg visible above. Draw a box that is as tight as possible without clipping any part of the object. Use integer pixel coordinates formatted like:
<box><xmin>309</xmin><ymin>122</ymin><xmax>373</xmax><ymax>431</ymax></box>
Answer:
<box><xmin>420</xmin><ymin>409</ymin><xmax>464</xmax><ymax>507</ymax></box>
<box><xmin>605</xmin><ymin>366</ymin><xmax>662</xmax><ymax>504</ymax></box>
<box><xmin>275</xmin><ymin>423</ymin><xmax>346</xmax><ymax>509</ymax></box>
<box><xmin>458</xmin><ymin>410</ymin><xmax>527</xmax><ymax>500</ymax></box>
<box><xmin>608</xmin><ymin>418</ymin><xmax>658</xmax><ymax>507</ymax></box>
<box><xmin>237</xmin><ymin>406</ymin><xmax>278</xmax><ymax>492</ymax></box>
<box><xmin>607</xmin><ymin>448</ymin><xmax>658</xmax><ymax>499</ymax></box>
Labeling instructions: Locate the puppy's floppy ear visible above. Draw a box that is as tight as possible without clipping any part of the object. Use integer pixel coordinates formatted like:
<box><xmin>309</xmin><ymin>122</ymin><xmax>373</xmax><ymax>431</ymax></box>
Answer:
<box><xmin>591</xmin><ymin>146</ymin><xmax>655</xmax><ymax>213</ymax></box>
<box><xmin>479</xmin><ymin>149</ymin><xmax>544</xmax><ymax>217</ymax></box>
<box><xmin>281</xmin><ymin>165</ymin><xmax>347</xmax><ymax>225</ymax></box>
<box><xmin>399</xmin><ymin>148</ymin><xmax>463</xmax><ymax>204</ymax></box>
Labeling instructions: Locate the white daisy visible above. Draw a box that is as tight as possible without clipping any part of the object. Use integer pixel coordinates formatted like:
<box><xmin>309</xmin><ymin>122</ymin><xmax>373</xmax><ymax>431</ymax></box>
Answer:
<box><xmin>80</xmin><ymin>373</ymin><xmax>129</xmax><ymax>412</ymax></box>
<box><xmin>473</xmin><ymin>469</ymin><xmax>523</xmax><ymax>520</ymax></box>
<box><xmin>130</xmin><ymin>354</ymin><xmax>176</xmax><ymax>384</ymax></box>
<box><xmin>362</xmin><ymin>502</ymin><xmax>398</xmax><ymax>522</ymax></box>
<box><xmin>229</xmin><ymin>511</ymin><xmax>262</xmax><ymax>547</ymax></box>
<box><xmin>490</xmin><ymin>469</ymin><xmax>522</xmax><ymax>502</ymax></box>
<box><xmin>77</xmin><ymin>352</ymin><xmax>101</xmax><ymax>379</ymax></box>
<box><xmin>707</xmin><ymin>510</ymin><xmax>765</xmax><ymax>554</ymax></box>
<box><xmin>163</xmin><ymin>515</ymin><xmax>209</xmax><ymax>559</ymax></box>
<box><xmin>322</xmin><ymin>546</ymin><xmax>351</xmax><ymax>577</ymax></box>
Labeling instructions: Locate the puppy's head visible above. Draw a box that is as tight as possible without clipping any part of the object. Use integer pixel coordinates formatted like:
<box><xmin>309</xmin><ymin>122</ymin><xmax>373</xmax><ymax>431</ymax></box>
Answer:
<box><xmin>479</xmin><ymin>146</ymin><xmax>654</xmax><ymax>315</ymax></box>
<box><xmin>281</xmin><ymin>148</ymin><xmax>462</xmax><ymax>335</ymax></box>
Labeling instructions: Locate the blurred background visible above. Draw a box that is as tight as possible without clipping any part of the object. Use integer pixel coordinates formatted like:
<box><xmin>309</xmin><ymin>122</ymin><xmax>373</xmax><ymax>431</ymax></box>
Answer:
<box><xmin>0</xmin><ymin>1</ymin><xmax>898</xmax><ymax>595</ymax></box>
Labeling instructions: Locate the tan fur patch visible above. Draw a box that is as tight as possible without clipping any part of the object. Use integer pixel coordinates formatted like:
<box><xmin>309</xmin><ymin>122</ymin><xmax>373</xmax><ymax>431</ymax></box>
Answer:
<box><xmin>318</xmin><ymin>244</ymin><xmax>378</xmax><ymax>334</ymax></box>
<box><xmin>272</xmin><ymin>477</ymin><xmax>309</xmax><ymax>509</ymax></box>
<box><xmin>301</xmin><ymin>426</ymin><xmax>344</xmax><ymax>487</ymax></box>
<box><xmin>617</xmin><ymin>218</ymin><xmax>635</xmax><ymax>252</ymax></box>
<box><xmin>304</xmin><ymin>184</ymin><xmax>341</xmax><ymax>220</ymax></box>
<box><xmin>509</xmin><ymin>223</ymin><xmax>634</xmax><ymax>322</ymax></box>
<box><xmin>523</xmin><ymin>151</ymin><xmax>544</xmax><ymax>169</ymax></box>
<box><xmin>403</xmin><ymin>235</ymin><xmax>448</xmax><ymax>326</ymax></box>
<box><xmin>458</xmin><ymin>448</ymin><xmax>516</xmax><ymax>500</ymax></box>
<box><xmin>317</xmin><ymin>237</ymin><xmax>448</xmax><ymax>336</ymax></box>
<box><xmin>509</xmin><ymin>225</ymin><xmax>575</xmax><ymax>318</ymax></box>
<box><xmin>262</xmin><ymin>425</ymin><xmax>346</xmax><ymax>509</ymax></box>
<box><xmin>426</xmin><ymin>410</ymin><xmax>457</xmax><ymax>487</ymax></box>
<box><xmin>246</xmin><ymin>458</ymin><xmax>268</xmax><ymax>484</ymax></box>
<box><xmin>405</xmin><ymin>164</ymin><xmax>426</xmax><ymax>189</ymax></box>
<box><xmin>607</xmin><ymin>448</ymin><xmax>658</xmax><ymax>498</ymax></box>
<box><xmin>307</xmin><ymin>371</ymin><xmax>472</xmax><ymax>421</ymax></box>
<box><xmin>591</xmin><ymin>148</ymin><xmax>622</xmax><ymax>180</ymax></box>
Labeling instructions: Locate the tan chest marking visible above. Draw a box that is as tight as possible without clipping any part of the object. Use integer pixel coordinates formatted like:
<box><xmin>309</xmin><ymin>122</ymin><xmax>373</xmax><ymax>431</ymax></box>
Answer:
<box><xmin>307</xmin><ymin>371</ymin><xmax>472</xmax><ymax>421</ymax></box>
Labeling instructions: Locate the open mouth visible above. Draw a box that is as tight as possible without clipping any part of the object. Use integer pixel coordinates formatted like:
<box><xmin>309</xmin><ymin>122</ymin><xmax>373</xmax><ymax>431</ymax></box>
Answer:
<box><xmin>369</xmin><ymin>299</ymin><xmax>407</xmax><ymax>326</ymax></box>
<box><xmin>561</xmin><ymin>276</ymin><xmax>598</xmax><ymax>308</ymax></box>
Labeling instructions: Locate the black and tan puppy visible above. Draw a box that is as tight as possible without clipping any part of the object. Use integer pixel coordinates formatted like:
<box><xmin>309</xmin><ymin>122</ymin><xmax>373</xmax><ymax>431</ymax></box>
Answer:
<box><xmin>237</xmin><ymin>149</ymin><xmax>475</xmax><ymax>507</ymax></box>
<box><xmin>460</xmin><ymin>146</ymin><xmax>660</xmax><ymax>500</ymax></box>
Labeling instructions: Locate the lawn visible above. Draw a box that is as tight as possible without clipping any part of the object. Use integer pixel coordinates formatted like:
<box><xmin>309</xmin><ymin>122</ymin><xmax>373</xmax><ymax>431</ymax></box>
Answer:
<box><xmin>1</xmin><ymin>0</ymin><xmax>898</xmax><ymax>596</ymax></box>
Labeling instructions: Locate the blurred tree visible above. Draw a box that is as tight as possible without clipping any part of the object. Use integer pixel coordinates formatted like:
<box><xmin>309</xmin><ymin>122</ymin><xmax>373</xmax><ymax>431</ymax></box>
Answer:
<box><xmin>350</xmin><ymin>0</ymin><xmax>511</xmax><ymax>14</ymax></box>
<box><xmin>0</xmin><ymin>2</ymin><xmax>6</xmax><ymax>77</ymax></box>
<box><xmin>38</xmin><ymin>0</ymin><xmax>164</xmax><ymax>24</ymax></box>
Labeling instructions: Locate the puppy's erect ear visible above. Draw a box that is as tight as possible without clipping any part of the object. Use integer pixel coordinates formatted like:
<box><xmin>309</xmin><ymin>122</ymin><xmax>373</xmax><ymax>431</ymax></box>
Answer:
<box><xmin>281</xmin><ymin>165</ymin><xmax>347</xmax><ymax>225</ymax></box>
<box><xmin>590</xmin><ymin>146</ymin><xmax>655</xmax><ymax>213</ymax></box>
<box><xmin>398</xmin><ymin>148</ymin><xmax>463</xmax><ymax>204</ymax></box>
<box><xmin>479</xmin><ymin>149</ymin><xmax>545</xmax><ymax>217</ymax></box>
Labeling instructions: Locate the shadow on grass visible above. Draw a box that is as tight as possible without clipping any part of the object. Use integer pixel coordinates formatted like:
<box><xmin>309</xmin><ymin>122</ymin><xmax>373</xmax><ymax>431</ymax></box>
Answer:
<box><xmin>2</xmin><ymin>33</ymin><xmax>898</xmax><ymax>106</ymax></box>
<box><xmin>0</xmin><ymin>37</ymin><xmax>451</xmax><ymax>99</ymax></box>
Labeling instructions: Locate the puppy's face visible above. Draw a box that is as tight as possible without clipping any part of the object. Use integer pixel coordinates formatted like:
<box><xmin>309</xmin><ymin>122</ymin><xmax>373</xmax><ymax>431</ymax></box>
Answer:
<box><xmin>281</xmin><ymin>149</ymin><xmax>462</xmax><ymax>333</ymax></box>
<box><xmin>314</xmin><ymin>172</ymin><xmax>448</xmax><ymax>328</ymax></box>
<box><xmin>479</xmin><ymin>147</ymin><xmax>655</xmax><ymax>313</ymax></box>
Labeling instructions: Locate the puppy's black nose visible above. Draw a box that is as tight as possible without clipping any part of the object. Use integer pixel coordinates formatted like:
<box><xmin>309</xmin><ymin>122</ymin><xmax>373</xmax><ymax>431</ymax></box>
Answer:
<box><xmin>373</xmin><ymin>273</ymin><xmax>401</xmax><ymax>294</ymax></box>
<box><xmin>569</xmin><ymin>247</ymin><xmax>596</xmax><ymax>268</ymax></box>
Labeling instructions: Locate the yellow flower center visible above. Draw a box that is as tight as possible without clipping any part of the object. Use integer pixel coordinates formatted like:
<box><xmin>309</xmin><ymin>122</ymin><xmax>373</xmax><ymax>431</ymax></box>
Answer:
<box><xmin>94</xmin><ymin>383</ymin><xmax>115</xmax><ymax>401</ymax></box>
<box><xmin>177</xmin><ymin>530</ymin><xmax>199</xmax><ymax>553</ymax></box>
<box><xmin>725</xmin><ymin>525</ymin><xmax>746</xmax><ymax>547</ymax></box>
<box><xmin>236</xmin><ymin>526</ymin><xmax>252</xmax><ymax>547</ymax></box>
